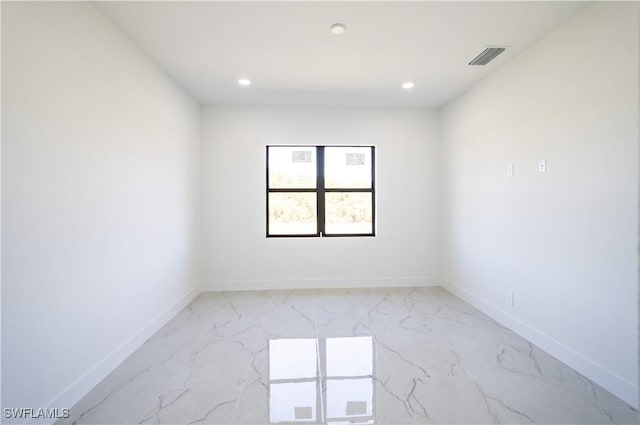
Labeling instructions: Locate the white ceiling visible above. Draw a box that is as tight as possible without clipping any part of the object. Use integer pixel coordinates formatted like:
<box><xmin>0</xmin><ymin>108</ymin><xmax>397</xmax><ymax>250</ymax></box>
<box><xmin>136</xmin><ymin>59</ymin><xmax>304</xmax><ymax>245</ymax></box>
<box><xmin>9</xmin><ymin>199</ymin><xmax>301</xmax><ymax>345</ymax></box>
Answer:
<box><xmin>96</xmin><ymin>1</ymin><xmax>589</xmax><ymax>107</ymax></box>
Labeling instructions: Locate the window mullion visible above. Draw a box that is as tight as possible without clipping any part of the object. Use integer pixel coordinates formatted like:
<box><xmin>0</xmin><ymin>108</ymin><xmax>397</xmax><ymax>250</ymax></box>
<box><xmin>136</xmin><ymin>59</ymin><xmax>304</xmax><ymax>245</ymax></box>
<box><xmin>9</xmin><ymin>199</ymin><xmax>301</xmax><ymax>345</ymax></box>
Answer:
<box><xmin>317</xmin><ymin>146</ymin><xmax>325</xmax><ymax>237</ymax></box>
<box><xmin>371</xmin><ymin>146</ymin><xmax>376</xmax><ymax>236</ymax></box>
<box><xmin>266</xmin><ymin>146</ymin><xmax>270</xmax><ymax>237</ymax></box>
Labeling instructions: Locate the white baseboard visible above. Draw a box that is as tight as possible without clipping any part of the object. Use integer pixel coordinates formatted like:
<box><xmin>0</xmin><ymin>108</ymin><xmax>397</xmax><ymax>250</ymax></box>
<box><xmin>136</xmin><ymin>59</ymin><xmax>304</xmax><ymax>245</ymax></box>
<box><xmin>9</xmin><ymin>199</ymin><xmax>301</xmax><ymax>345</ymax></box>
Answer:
<box><xmin>443</xmin><ymin>281</ymin><xmax>639</xmax><ymax>409</ymax></box>
<box><xmin>200</xmin><ymin>276</ymin><xmax>442</xmax><ymax>292</ymax></box>
<box><xmin>34</xmin><ymin>289</ymin><xmax>199</xmax><ymax>425</ymax></box>
<box><xmin>27</xmin><ymin>279</ymin><xmax>637</xmax><ymax>425</ymax></box>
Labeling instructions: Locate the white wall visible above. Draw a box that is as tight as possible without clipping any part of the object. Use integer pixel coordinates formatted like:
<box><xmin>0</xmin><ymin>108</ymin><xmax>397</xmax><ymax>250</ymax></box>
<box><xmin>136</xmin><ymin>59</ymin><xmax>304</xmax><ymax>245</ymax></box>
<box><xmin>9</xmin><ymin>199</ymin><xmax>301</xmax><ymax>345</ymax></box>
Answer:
<box><xmin>202</xmin><ymin>106</ymin><xmax>439</xmax><ymax>290</ymax></box>
<box><xmin>2</xmin><ymin>2</ymin><xmax>201</xmax><ymax>418</ymax></box>
<box><xmin>440</xmin><ymin>2</ymin><xmax>638</xmax><ymax>407</ymax></box>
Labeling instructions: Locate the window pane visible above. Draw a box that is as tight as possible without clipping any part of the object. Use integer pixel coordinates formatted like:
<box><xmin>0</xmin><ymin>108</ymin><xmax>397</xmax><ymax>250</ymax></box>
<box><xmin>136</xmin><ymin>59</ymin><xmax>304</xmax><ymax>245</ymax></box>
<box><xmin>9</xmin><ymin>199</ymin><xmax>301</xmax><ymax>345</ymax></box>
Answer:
<box><xmin>325</xmin><ymin>147</ymin><xmax>372</xmax><ymax>189</ymax></box>
<box><xmin>325</xmin><ymin>193</ymin><xmax>372</xmax><ymax>235</ymax></box>
<box><xmin>326</xmin><ymin>337</ymin><xmax>373</xmax><ymax>377</ymax></box>
<box><xmin>326</xmin><ymin>378</ymin><xmax>373</xmax><ymax>419</ymax></box>
<box><xmin>270</xmin><ymin>381</ymin><xmax>317</xmax><ymax>423</ymax></box>
<box><xmin>268</xmin><ymin>146</ymin><xmax>316</xmax><ymax>189</ymax></box>
<box><xmin>269</xmin><ymin>339</ymin><xmax>318</xmax><ymax>380</ymax></box>
<box><xmin>269</xmin><ymin>192</ymin><xmax>317</xmax><ymax>235</ymax></box>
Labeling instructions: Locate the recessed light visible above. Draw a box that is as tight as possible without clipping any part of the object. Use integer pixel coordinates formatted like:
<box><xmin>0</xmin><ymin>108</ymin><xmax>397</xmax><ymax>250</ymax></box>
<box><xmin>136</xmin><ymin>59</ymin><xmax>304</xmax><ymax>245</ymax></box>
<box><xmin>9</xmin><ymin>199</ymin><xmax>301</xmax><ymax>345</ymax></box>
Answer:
<box><xmin>402</xmin><ymin>82</ymin><xmax>415</xmax><ymax>90</ymax></box>
<box><xmin>238</xmin><ymin>78</ymin><xmax>251</xmax><ymax>86</ymax></box>
<box><xmin>330</xmin><ymin>23</ymin><xmax>346</xmax><ymax>35</ymax></box>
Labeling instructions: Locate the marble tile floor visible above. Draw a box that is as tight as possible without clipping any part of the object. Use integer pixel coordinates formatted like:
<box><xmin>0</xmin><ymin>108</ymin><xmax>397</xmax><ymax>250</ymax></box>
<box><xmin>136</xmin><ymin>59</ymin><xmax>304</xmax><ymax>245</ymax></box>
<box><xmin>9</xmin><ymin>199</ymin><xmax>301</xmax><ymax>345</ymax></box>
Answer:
<box><xmin>60</xmin><ymin>287</ymin><xmax>639</xmax><ymax>425</ymax></box>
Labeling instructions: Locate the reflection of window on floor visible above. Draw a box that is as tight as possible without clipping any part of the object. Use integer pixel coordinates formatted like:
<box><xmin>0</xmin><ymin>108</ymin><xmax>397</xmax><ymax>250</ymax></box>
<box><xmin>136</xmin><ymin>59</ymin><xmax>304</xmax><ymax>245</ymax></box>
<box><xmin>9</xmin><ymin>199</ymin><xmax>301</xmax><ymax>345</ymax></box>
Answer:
<box><xmin>269</xmin><ymin>338</ymin><xmax>319</xmax><ymax>423</ymax></box>
<box><xmin>268</xmin><ymin>336</ymin><xmax>375</xmax><ymax>424</ymax></box>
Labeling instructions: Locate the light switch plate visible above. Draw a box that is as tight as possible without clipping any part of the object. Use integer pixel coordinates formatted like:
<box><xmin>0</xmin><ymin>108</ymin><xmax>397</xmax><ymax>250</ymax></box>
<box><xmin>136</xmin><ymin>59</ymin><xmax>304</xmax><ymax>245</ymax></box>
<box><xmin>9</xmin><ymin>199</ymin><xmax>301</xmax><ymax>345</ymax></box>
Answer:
<box><xmin>507</xmin><ymin>163</ymin><xmax>514</xmax><ymax>176</ymax></box>
<box><xmin>538</xmin><ymin>160</ymin><xmax>546</xmax><ymax>172</ymax></box>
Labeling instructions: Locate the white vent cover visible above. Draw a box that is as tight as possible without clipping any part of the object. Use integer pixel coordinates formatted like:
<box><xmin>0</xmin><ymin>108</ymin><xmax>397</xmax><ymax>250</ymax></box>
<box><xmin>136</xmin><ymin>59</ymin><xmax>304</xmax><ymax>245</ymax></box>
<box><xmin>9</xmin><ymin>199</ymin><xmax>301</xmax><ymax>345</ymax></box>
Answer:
<box><xmin>468</xmin><ymin>47</ymin><xmax>506</xmax><ymax>66</ymax></box>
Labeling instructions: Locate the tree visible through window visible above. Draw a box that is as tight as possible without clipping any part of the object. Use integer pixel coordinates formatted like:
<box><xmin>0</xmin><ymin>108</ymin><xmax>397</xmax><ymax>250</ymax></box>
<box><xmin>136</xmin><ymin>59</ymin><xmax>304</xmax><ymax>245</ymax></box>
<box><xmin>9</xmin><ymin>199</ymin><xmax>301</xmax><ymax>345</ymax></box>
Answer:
<box><xmin>266</xmin><ymin>146</ymin><xmax>375</xmax><ymax>237</ymax></box>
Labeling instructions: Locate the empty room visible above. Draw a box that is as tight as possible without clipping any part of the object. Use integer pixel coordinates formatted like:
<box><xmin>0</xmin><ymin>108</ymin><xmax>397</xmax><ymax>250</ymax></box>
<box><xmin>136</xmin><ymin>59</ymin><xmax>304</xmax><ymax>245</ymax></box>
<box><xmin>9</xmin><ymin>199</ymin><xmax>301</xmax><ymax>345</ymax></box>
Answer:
<box><xmin>2</xmin><ymin>1</ymin><xmax>638</xmax><ymax>424</ymax></box>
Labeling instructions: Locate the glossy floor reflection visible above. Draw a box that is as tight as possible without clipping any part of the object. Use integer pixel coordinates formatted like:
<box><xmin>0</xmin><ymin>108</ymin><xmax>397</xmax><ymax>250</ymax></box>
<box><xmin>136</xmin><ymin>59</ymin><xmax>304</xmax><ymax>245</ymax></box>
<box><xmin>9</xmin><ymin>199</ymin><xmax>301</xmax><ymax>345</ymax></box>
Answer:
<box><xmin>60</xmin><ymin>287</ymin><xmax>638</xmax><ymax>424</ymax></box>
<box><xmin>268</xmin><ymin>337</ymin><xmax>375</xmax><ymax>424</ymax></box>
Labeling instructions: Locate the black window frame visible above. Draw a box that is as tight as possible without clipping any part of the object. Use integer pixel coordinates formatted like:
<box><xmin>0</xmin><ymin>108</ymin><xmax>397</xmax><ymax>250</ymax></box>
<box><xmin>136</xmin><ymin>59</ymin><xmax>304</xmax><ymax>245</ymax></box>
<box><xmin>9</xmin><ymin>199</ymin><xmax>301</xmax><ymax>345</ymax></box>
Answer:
<box><xmin>266</xmin><ymin>145</ymin><xmax>376</xmax><ymax>238</ymax></box>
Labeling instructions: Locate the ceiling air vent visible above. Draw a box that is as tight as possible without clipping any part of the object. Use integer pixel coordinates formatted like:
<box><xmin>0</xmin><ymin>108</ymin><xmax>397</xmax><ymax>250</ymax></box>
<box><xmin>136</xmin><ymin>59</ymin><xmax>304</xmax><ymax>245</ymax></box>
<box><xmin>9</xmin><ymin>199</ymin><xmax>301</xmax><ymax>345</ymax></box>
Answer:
<box><xmin>468</xmin><ymin>47</ymin><xmax>506</xmax><ymax>66</ymax></box>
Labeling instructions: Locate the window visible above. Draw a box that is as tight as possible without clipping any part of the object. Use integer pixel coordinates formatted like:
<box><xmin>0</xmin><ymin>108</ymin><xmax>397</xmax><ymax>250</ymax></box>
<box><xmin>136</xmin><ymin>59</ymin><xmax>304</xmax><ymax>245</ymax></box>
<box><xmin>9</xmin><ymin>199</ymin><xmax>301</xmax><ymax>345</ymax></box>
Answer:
<box><xmin>266</xmin><ymin>146</ymin><xmax>375</xmax><ymax>237</ymax></box>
